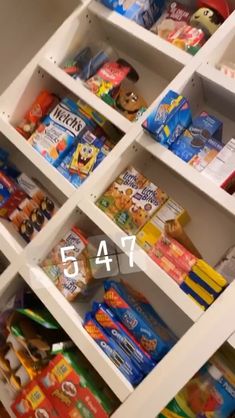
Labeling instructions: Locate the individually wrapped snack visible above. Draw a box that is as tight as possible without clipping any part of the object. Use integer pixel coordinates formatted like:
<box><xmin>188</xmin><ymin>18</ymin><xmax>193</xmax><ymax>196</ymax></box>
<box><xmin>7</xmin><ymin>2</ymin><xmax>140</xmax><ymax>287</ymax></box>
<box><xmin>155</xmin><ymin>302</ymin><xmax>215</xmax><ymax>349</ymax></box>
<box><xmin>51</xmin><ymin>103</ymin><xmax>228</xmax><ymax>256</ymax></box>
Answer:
<box><xmin>167</xmin><ymin>25</ymin><xmax>206</xmax><ymax>54</ymax></box>
<box><xmin>84</xmin><ymin>313</ymin><xmax>143</xmax><ymax>385</ymax></box>
<box><xmin>103</xmin><ymin>280</ymin><xmax>174</xmax><ymax>361</ymax></box>
<box><xmin>16</xmin><ymin>91</ymin><xmax>57</xmax><ymax>139</ymax></box>
<box><xmin>92</xmin><ymin>302</ymin><xmax>155</xmax><ymax>374</ymax></box>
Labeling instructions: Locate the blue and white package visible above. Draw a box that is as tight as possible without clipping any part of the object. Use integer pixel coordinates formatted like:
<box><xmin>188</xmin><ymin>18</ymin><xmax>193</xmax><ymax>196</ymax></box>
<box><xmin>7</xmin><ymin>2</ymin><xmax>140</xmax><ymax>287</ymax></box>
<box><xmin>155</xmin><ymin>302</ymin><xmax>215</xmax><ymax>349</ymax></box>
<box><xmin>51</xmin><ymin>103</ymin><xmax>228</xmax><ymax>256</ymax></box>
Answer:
<box><xmin>83</xmin><ymin>312</ymin><xmax>143</xmax><ymax>385</ymax></box>
<box><xmin>142</xmin><ymin>90</ymin><xmax>192</xmax><ymax>148</ymax></box>
<box><xmin>103</xmin><ymin>280</ymin><xmax>174</xmax><ymax>361</ymax></box>
<box><xmin>57</xmin><ymin>145</ymin><xmax>84</xmax><ymax>188</ymax></box>
<box><xmin>170</xmin><ymin>112</ymin><xmax>223</xmax><ymax>163</ymax></box>
<box><xmin>92</xmin><ymin>302</ymin><xmax>155</xmax><ymax>374</ymax></box>
<box><xmin>100</xmin><ymin>0</ymin><xmax>165</xmax><ymax>29</ymax></box>
<box><xmin>29</xmin><ymin>97</ymin><xmax>95</xmax><ymax>167</ymax></box>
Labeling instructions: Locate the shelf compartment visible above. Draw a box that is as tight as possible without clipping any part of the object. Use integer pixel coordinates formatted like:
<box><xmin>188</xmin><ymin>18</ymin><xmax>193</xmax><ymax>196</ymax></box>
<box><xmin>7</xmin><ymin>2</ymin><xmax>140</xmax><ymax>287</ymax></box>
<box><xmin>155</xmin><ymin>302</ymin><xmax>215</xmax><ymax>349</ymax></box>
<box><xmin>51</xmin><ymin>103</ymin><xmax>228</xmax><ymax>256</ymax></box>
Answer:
<box><xmin>21</xmin><ymin>202</ymin><xmax>195</xmax><ymax>399</ymax></box>
<box><xmin>0</xmin><ymin>131</ymin><xmax>66</xmax><ymax>256</ymax></box>
<box><xmin>78</xmin><ymin>140</ymin><xmax>235</xmax><ymax>317</ymax></box>
<box><xmin>112</xmin><ymin>281</ymin><xmax>235</xmax><ymax>418</ymax></box>
<box><xmin>44</xmin><ymin>3</ymin><xmax>185</xmax><ymax>125</ymax></box>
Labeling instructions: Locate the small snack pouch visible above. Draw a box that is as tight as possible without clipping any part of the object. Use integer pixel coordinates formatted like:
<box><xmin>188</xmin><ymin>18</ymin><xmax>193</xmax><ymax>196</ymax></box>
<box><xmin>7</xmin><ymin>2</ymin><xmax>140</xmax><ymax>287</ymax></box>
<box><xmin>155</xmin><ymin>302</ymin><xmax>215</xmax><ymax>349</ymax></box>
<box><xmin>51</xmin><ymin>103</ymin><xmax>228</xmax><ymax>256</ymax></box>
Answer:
<box><xmin>103</xmin><ymin>280</ymin><xmax>174</xmax><ymax>361</ymax></box>
<box><xmin>29</xmin><ymin>98</ymin><xmax>92</xmax><ymax>167</ymax></box>
<box><xmin>143</xmin><ymin>90</ymin><xmax>192</xmax><ymax>147</ymax></box>
<box><xmin>83</xmin><ymin>312</ymin><xmax>143</xmax><ymax>385</ymax></box>
<box><xmin>92</xmin><ymin>302</ymin><xmax>155</xmax><ymax>374</ymax></box>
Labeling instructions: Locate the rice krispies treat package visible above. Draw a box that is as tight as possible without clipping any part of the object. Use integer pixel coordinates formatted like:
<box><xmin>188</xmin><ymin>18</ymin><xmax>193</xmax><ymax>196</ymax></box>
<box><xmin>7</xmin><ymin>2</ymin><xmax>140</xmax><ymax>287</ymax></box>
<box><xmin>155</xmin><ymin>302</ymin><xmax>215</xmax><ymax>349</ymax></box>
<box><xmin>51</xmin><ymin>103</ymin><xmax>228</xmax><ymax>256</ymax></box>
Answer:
<box><xmin>96</xmin><ymin>166</ymin><xmax>168</xmax><ymax>235</ymax></box>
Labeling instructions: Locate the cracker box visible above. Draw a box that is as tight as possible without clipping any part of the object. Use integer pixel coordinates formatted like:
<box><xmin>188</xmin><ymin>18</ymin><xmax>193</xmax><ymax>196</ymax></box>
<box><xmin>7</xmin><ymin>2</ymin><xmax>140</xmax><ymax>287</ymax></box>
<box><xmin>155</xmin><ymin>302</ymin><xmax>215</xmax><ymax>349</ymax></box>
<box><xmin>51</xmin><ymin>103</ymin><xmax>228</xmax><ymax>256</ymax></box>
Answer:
<box><xmin>38</xmin><ymin>353</ymin><xmax>111</xmax><ymax>418</ymax></box>
<box><xmin>142</xmin><ymin>90</ymin><xmax>192</xmax><ymax>147</ymax></box>
<box><xmin>29</xmin><ymin>98</ymin><xmax>93</xmax><ymax>167</ymax></box>
<box><xmin>189</xmin><ymin>138</ymin><xmax>223</xmax><ymax>172</ymax></box>
<box><xmin>12</xmin><ymin>381</ymin><xmax>58</xmax><ymax>418</ymax></box>
<box><xmin>96</xmin><ymin>166</ymin><xmax>168</xmax><ymax>235</ymax></box>
<box><xmin>100</xmin><ymin>0</ymin><xmax>164</xmax><ymax>29</ymax></box>
<box><xmin>170</xmin><ymin>112</ymin><xmax>223</xmax><ymax>162</ymax></box>
<box><xmin>137</xmin><ymin>198</ymin><xmax>190</xmax><ymax>252</ymax></box>
<box><xmin>202</xmin><ymin>138</ymin><xmax>235</xmax><ymax>186</ymax></box>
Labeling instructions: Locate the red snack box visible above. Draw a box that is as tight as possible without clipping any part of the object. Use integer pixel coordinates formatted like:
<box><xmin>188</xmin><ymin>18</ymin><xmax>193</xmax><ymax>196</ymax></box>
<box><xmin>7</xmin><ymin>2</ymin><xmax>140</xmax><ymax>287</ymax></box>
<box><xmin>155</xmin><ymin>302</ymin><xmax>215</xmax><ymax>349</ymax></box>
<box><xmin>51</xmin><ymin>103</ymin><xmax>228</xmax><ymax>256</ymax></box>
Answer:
<box><xmin>166</xmin><ymin>1</ymin><xmax>190</xmax><ymax>23</ymax></box>
<box><xmin>149</xmin><ymin>248</ymin><xmax>186</xmax><ymax>284</ymax></box>
<box><xmin>38</xmin><ymin>354</ymin><xmax>110</xmax><ymax>418</ymax></box>
<box><xmin>154</xmin><ymin>235</ymin><xmax>197</xmax><ymax>272</ymax></box>
<box><xmin>12</xmin><ymin>381</ymin><xmax>58</xmax><ymax>418</ymax></box>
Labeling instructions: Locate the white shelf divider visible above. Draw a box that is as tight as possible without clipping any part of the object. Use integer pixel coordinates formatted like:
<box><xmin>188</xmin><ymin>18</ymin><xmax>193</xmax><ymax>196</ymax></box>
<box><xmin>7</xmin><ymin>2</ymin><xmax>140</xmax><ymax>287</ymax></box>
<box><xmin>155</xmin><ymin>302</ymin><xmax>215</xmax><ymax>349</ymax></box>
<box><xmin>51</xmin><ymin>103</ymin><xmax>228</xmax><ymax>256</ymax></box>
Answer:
<box><xmin>228</xmin><ymin>332</ymin><xmax>235</xmax><ymax>349</ymax></box>
<box><xmin>0</xmin><ymin>118</ymin><xmax>75</xmax><ymax>198</ymax></box>
<box><xmin>79</xmin><ymin>199</ymin><xmax>203</xmax><ymax>322</ymax></box>
<box><xmin>39</xmin><ymin>57</ymin><xmax>132</xmax><ymax>134</ymax></box>
<box><xmin>20</xmin><ymin>264</ymin><xmax>133</xmax><ymax>402</ymax></box>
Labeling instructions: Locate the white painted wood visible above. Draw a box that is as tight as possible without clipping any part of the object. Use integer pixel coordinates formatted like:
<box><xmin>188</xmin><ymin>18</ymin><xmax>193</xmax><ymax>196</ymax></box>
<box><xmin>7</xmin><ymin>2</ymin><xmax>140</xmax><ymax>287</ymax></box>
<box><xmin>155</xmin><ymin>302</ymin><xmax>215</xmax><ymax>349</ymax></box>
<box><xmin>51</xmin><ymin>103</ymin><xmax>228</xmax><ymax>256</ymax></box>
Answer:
<box><xmin>228</xmin><ymin>332</ymin><xmax>235</xmax><ymax>349</ymax></box>
<box><xmin>0</xmin><ymin>1</ymin><xmax>235</xmax><ymax>417</ymax></box>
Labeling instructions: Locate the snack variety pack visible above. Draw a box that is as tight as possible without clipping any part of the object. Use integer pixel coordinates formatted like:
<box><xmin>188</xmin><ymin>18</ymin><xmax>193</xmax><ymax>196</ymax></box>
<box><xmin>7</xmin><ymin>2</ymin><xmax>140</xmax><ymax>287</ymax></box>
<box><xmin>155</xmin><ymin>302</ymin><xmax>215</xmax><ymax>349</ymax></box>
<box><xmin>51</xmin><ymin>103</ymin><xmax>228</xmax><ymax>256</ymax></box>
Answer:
<box><xmin>0</xmin><ymin>286</ymin><xmax>119</xmax><ymax>417</ymax></box>
<box><xmin>143</xmin><ymin>90</ymin><xmax>235</xmax><ymax>198</ymax></box>
<box><xmin>0</xmin><ymin>148</ymin><xmax>58</xmax><ymax>243</ymax></box>
<box><xmin>84</xmin><ymin>279</ymin><xmax>176</xmax><ymax>384</ymax></box>
<box><xmin>100</xmin><ymin>0</ymin><xmax>231</xmax><ymax>55</ymax></box>
<box><xmin>16</xmin><ymin>93</ymin><xmax>121</xmax><ymax>188</ymax></box>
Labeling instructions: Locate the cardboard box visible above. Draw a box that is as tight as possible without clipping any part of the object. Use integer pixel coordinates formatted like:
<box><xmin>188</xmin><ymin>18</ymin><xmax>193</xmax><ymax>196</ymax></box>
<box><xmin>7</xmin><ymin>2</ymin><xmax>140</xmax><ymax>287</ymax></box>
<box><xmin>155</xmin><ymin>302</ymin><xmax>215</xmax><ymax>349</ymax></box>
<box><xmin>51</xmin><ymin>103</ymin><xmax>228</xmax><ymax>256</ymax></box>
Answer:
<box><xmin>137</xmin><ymin>198</ymin><xmax>190</xmax><ymax>252</ymax></box>
<box><xmin>202</xmin><ymin>138</ymin><xmax>235</xmax><ymax>186</ymax></box>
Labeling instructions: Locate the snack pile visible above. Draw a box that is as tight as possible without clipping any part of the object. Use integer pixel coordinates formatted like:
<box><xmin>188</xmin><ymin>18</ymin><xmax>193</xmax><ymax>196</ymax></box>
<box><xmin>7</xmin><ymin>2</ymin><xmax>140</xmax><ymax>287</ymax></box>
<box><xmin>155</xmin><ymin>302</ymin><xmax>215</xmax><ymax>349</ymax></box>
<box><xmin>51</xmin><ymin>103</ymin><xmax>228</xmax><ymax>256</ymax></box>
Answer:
<box><xmin>158</xmin><ymin>345</ymin><xmax>235</xmax><ymax>418</ymax></box>
<box><xmin>0</xmin><ymin>286</ymin><xmax>119</xmax><ymax>417</ymax></box>
<box><xmin>100</xmin><ymin>0</ymin><xmax>231</xmax><ymax>55</ymax></box>
<box><xmin>0</xmin><ymin>147</ymin><xmax>58</xmax><ymax>243</ymax></box>
<box><xmin>84</xmin><ymin>279</ymin><xmax>176</xmax><ymax>385</ymax></box>
<box><xmin>143</xmin><ymin>90</ymin><xmax>235</xmax><ymax>197</ymax></box>
<box><xmin>62</xmin><ymin>46</ymin><xmax>147</xmax><ymax>121</ymax></box>
<box><xmin>96</xmin><ymin>165</ymin><xmax>231</xmax><ymax>310</ymax></box>
<box><xmin>15</xmin><ymin>92</ymin><xmax>122</xmax><ymax>188</ymax></box>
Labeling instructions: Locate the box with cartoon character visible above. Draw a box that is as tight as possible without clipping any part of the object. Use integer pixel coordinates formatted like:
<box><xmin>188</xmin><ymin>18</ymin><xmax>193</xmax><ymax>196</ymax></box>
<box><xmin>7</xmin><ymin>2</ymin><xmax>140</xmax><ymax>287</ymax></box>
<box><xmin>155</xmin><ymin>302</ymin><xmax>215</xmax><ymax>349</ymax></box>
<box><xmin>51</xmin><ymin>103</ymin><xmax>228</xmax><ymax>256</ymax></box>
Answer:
<box><xmin>96</xmin><ymin>166</ymin><xmax>168</xmax><ymax>235</ymax></box>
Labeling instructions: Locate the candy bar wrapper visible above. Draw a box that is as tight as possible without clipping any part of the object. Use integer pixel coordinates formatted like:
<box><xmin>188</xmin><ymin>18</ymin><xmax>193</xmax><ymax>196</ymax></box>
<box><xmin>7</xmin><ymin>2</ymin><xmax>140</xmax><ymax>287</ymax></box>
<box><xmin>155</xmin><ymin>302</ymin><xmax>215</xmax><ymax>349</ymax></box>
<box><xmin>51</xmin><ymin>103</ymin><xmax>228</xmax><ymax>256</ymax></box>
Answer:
<box><xmin>92</xmin><ymin>302</ymin><xmax>155</xmax><ymax>374</ymax></box>
<box><xmin>84</xmin><ymin>312</ymin><xmax>143</xmax><ymax>386</ymax></box>
<box><xmin>103</xmin><ymin>280</ymin><xmax>173</xmax><ymax>361</ymax></box>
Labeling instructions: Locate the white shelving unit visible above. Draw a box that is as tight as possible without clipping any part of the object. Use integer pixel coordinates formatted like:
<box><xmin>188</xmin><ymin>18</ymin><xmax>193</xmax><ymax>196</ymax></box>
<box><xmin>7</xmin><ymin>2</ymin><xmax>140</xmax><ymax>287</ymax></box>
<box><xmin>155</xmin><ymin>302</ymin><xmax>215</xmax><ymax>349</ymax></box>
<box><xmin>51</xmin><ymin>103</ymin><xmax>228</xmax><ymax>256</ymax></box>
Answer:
<box><xmin>0</xmin><ymin>1</ymin><xmax>235</xmax><ymax>417</ymax></box>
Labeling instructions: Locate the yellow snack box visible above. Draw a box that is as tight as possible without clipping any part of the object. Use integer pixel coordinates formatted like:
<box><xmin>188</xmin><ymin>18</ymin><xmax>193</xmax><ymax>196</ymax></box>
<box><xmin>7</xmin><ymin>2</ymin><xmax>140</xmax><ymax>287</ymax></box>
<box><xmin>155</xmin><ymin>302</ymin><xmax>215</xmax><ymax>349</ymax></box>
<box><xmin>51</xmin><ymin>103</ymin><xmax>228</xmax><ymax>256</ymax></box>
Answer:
<box><xmin>184</xmin><ymin>276</ymin><xmax>215</xmax><ymax>305</ymax></box>
<box><xmin>192</xmin><ymin>265</ymin><xmax>223</xmax><ymax>293</ymax></box>
<box><xmin>137</xmin><ymin>198</ymin><xmax>190</xmax><ymax>252</ymax></box>
<box><xmin>196</xmin><ymin>260</ymin><xmax>228</xmax><ymax>288</ymax></box>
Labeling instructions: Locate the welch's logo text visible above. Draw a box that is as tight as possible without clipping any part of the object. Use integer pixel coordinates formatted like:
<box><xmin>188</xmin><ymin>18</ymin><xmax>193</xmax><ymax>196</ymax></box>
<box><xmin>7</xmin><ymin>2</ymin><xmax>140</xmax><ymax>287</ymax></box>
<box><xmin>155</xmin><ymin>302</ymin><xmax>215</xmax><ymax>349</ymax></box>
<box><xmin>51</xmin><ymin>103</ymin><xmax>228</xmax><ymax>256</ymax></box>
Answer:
<box><xmin>50</xmin><ymin>103</ymin><xmax>86</xmax><ymax>136</ymax></box>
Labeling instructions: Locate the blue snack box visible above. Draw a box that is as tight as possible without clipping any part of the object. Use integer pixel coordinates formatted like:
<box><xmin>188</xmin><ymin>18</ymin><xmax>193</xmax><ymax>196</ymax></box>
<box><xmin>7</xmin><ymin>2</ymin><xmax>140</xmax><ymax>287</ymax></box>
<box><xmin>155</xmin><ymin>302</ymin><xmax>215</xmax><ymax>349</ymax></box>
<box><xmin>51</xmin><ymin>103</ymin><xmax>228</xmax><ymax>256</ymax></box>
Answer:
<box><xmin>142</xmin><ymin>90</ymin><xmax>192</xmax><ymax>147</ymax></box>
<box><xmin>180</xmin><ymin>281</ymin><xmax>209</xmax><ymax>310</ymax></box>
<box><xmin>29</xmin><ymin>97</ymin><xmax>95</xmax><ymax>167</ymax></box>
<box><xmin>83</xmin><ymin>312</ymin><xmax>143</xmax><ymax>385</ymax></box>
<box><xmin>170</xmin><ymin>112</ymin><xmax>223</xmax><ymax>162</ymax></box>
<box><xmin>92</xmin><ymin>302</ymin><xmax>155</xmax><ymax>374</ymax></box>
<box><xmin>103</xmin><ymin>280</ymin><xmax>173</xmax><ymax>361</ymax></box>
<box><xmin>57</xmin><ymin>145</ymin><xmax>84</xmax><ymax>188</ymax></box>
<box><xmin>100</xmin><ymin>0</ymin><xmax>165</xmax><ymax>29</ymax></box>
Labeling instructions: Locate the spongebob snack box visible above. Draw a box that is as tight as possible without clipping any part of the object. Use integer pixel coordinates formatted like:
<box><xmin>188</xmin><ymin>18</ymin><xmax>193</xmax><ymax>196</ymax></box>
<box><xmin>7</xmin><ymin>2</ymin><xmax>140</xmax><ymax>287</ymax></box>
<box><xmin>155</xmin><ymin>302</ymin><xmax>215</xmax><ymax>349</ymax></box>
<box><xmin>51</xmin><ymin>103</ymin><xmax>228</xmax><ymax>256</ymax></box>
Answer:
<box><xmin>142</xmin><ymin>90</ymin><xmax>192</xmax><ymax>147</ymax></box>
<box><xmin>38</xmin><ymin>352</ymin><xmax>114</xmax><ymax>418</ymax></box>
<box><xmin>29</xmin><ymin>97</ymin><xmax>94</xmax><ymax>167</ymax></box>
<box><xmin>12</xmin><ymin>381</ymin><xmax>58</xmax><ymax>418</ymax></box>
<box><xmin>100</xmin><ymin>0</ymin><xmax>165</xmax><ymax>29</ymax></box>
<box><xmin>137</xmin><ymin>198</ymin><xmax>190</xmax><ymax>252</ymax></box>
<box><xmin>160</xmin><ymin>346</ymin><xmax>235</xmax><ymax>418</ymax></box>
<box><xmin>96</xmin><ymin>166</ymin><xmax>168</xmax><ymax>235</ymax></box>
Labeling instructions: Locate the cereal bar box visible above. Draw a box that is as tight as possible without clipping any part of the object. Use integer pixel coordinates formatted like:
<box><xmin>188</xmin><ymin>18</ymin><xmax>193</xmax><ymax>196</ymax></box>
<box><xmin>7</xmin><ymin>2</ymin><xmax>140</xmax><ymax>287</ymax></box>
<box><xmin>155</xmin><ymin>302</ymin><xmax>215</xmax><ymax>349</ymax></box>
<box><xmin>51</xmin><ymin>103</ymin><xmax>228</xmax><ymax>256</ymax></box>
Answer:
<box><xmin>96</xmin><ymin>166</ymin><xmax>168</xmax><ymax>234</ymax></box>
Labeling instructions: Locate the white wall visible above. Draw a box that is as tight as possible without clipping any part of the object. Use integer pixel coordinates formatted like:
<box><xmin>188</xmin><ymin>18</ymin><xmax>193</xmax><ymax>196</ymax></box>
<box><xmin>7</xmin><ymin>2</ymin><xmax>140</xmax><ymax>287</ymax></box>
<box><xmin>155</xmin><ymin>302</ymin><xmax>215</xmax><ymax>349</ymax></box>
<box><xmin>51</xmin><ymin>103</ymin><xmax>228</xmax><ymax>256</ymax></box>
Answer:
<box><xmin>0</xmin><ymin>0</ymin><xmax>78</xmax><ymax>93</ymax></box>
